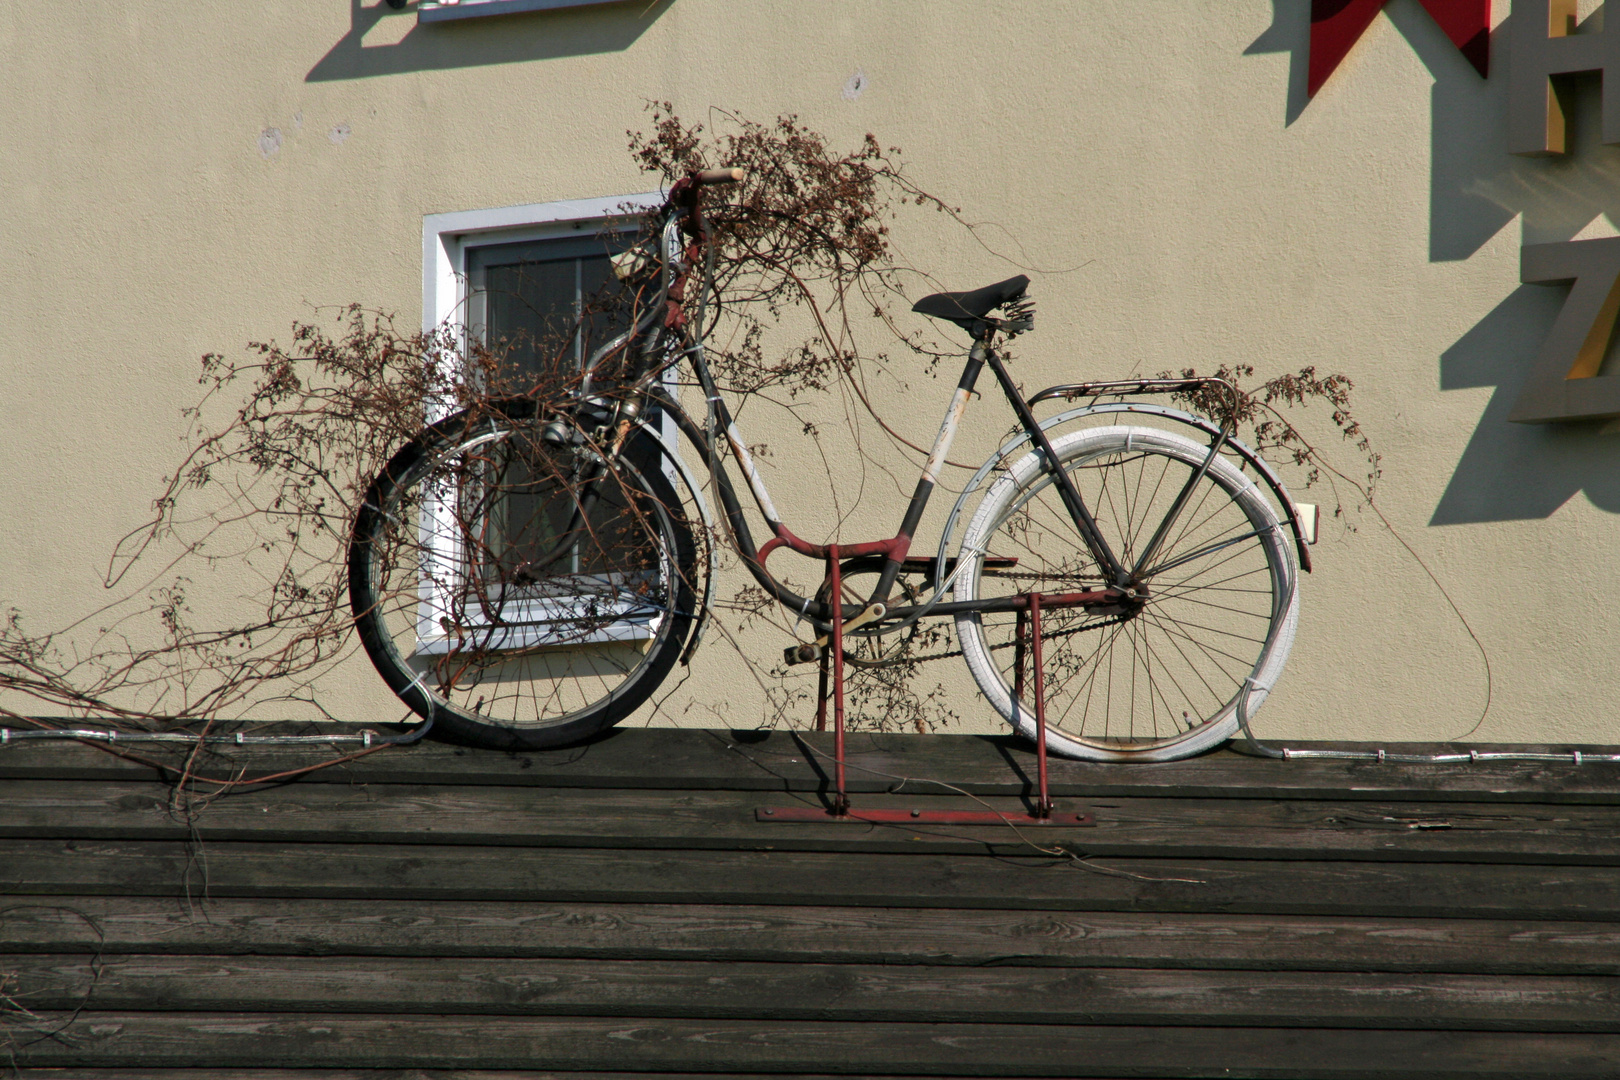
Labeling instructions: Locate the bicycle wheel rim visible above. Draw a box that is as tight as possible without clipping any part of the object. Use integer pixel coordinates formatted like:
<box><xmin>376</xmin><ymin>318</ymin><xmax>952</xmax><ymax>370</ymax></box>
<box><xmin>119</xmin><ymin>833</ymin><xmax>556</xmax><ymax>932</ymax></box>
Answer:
<box><xmin>954</xmin><ymin>425</ymin><xmax>1297</xmax><ymax>762</ymax></box>
<box><xmin>349</xmin><ymin>403</ymin><xmax>694</xmax><ymax>749</ymax></box>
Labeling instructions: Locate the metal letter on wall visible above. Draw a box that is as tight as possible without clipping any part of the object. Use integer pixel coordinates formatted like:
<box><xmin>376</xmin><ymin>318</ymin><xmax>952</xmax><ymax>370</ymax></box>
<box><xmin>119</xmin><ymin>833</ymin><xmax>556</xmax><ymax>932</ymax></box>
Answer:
<box><xmin>1510</xmin><ymin>236</ymin><xmax>1620</xmax><ymax>423</ymax></box>
<box><xmin>1508</xmin><ymin>0</ymin><xmax>1620</xmax><ymax>154</ymax></box>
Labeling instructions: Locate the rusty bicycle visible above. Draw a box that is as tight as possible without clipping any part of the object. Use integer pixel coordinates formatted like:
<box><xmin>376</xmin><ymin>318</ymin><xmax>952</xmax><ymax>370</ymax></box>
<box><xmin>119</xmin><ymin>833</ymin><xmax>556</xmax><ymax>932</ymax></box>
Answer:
<box><xmin>348</xmin><ymin>168</ymin><xmax>1317</xmax><ymax>762</ymax></box>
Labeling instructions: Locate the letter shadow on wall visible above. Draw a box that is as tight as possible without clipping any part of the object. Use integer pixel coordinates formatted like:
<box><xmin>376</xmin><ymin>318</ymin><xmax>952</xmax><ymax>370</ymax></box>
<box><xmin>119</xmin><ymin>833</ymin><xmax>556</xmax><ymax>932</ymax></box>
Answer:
<box><xmin>307</xmin><ymin>0</ymin><xmax>672</xmax><ymax>82</ymax></box>
<box><xmin>1242</xmin><ymin>0</ymin><xmax>1310</xmax><ymax>125</ymax></box>
<box><xmin>1433</xmin><ymin>284</ymin><xmax>1620</xmax><ymax>522</ymax></box>
<box><xmin>1250</xmin><ymin>1</ymin><xmax>1620</xmax><ymax>522</ymax></box>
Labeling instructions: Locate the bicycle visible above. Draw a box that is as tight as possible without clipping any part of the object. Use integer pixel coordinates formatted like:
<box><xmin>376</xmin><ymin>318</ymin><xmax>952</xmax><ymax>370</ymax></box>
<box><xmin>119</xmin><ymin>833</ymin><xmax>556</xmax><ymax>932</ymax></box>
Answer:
<box><xmin>347</xmin><ymin>168</ymin><xmax>1318</xmax><ymax>763</ymax></box>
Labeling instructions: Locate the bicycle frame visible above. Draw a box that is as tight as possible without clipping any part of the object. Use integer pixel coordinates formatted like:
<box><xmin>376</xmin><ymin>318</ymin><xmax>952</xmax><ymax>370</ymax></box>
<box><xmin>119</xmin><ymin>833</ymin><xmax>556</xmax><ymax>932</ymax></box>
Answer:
<box><xmin>567</xmin><ymin>175</ymin><xmax>1313</xmax><ymax>650</ymax></box>
<box><xmin>348</xmin><ymin>167</ymin><xmax>1314</xmax><ymax>769</ymax></box>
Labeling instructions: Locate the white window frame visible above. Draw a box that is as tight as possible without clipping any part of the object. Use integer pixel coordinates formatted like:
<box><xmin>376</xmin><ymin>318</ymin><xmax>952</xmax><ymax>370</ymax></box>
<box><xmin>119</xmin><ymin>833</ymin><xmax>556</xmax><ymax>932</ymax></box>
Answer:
<box><xmin>416</xmin><ymin>191</ymin><xmax>674</xmax><ymax>656</ymax></box>
<box><xmin>423</xmin><ymin>191</ymin><xmax>663</xmax><ymax>358</ymax></box>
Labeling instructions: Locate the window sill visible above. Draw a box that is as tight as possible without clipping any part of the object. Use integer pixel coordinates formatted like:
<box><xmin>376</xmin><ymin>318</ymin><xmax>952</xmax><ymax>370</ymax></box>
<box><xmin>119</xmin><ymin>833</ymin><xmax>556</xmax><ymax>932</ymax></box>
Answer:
<box><xmin>418</xmin><ymin>0</ymin><xmax>627</xmax><ymax>22</ymax></box>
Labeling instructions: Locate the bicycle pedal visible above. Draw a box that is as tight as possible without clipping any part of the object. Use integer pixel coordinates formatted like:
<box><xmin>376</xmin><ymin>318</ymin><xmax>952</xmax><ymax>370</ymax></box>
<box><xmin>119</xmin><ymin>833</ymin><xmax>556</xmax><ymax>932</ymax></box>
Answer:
<box><xmin>784</xmin><ymin>643</ymin><xmax>821</xmax><ymax>666</ymax></box>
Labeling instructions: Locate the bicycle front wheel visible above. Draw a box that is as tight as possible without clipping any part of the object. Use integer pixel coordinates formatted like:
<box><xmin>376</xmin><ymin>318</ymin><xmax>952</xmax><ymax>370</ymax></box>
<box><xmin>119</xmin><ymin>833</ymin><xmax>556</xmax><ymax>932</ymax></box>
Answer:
<box><xmin>954</xmin><ymin>425</ymin><xmax>1298</xmax><ymax>761</ymax></box>
<box><xmin>348</xmin><ymin>401</ymin><xmax>696</xmax><ymax>750</ymax></box>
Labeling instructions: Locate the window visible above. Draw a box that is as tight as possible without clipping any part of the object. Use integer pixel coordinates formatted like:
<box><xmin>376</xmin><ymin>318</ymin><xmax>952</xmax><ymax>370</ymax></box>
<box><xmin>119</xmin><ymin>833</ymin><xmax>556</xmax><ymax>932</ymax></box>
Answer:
<box><xmin>467</xmin><ymin>233</ymin><xmax>630</xmax><ymax>389</ymax></box>
<box><xmin>423</xmin><ymin>192</ymin><xmax>661</xmax><ymax>371</ymax></box>
<box><xmin>419</xmin><ymin>192</ymin><xmax>674</xmax><ymax>652</ymax></box>
<box><xmin>423</xmin><ymin>189</ymin><xmax>676</xmax><ymax>446</ymax></box>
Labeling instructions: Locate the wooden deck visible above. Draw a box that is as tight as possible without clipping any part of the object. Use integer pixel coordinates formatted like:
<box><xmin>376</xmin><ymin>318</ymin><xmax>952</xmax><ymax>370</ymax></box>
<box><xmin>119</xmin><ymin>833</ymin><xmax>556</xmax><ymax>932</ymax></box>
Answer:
<box><xmin>3</xmin><ymin>727</ymin><xmax>1620</xmax><ymax>1078</ymax></box>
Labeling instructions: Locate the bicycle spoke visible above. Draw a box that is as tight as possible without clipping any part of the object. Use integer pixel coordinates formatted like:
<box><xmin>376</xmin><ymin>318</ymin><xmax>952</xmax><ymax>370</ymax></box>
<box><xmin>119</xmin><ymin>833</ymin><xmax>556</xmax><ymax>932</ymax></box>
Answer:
<box><xmin>1138</xmin><ymin>610</ymin><xmax>1241</xmax><ymax>710</ymax></box>
<box><xmin>1141</xmin><ymin>607</ymin><xmax>1257</xmax><ymax>673</ymax></box>
<box><xmin>1142</xmin><ymin>526</ymin><xmax>1272</xmax><ymax>580</ymax></box>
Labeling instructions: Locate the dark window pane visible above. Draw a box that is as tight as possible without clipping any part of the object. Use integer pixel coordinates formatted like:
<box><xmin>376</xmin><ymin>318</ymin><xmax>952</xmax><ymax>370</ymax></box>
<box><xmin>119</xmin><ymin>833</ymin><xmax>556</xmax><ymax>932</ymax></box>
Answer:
<box><xmin>484</xmin><ymin>257</ymin><xmax>578</xmax><ymax>379</ymax></box>
<box><xmin>467</xmin><ymin>233</ymin><xmax>633</xmax><ymax>388</ymax></box>
<box><xmin>462</xmin><ymin>230</ymin><xmax>642</xmax><ymax>598</ymax></box>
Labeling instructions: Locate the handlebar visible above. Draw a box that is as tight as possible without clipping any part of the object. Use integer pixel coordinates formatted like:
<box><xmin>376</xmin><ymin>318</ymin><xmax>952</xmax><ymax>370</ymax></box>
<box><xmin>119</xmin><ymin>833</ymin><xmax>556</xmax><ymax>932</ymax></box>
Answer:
<box><xmin>694</xmin><ymin>167</ymin><xmax>745</xmax><ymax>186</ymax></box>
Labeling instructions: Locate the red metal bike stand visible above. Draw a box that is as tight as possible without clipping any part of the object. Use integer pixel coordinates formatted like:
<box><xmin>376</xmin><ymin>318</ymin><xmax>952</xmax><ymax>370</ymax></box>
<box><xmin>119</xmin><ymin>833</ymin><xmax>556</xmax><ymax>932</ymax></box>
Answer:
<box><xmin>760</xmin><ymin>586</ymin><xmax>1092</xmax><ymax>827</ymax></box>
<box><xmin>757</xmin><ymin>806</ymin><xmax>1093</xmax><ymax>825</ymax></box>
<box><xmin>1028</xmin><ymin>590</ymin><xmax>1055</xmax><ymax>820</ymax></box>
<box><xmin>828</xmin><ymin>545</ymin><xmax>850</xmax><ymax>816</ymax></box>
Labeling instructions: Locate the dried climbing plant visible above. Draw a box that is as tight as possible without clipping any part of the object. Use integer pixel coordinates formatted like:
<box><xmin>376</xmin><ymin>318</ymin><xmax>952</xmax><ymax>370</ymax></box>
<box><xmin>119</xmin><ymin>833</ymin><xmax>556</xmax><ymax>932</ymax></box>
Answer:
<box><xmin>1161</xmin><ymin>362</ymin><xmax>1380</xmax><ymax>510</ymax></box>
<box><xmin>0</xmin><ymin>107</ymin><xmax>1379</xmax><ymax>770</ymax></box>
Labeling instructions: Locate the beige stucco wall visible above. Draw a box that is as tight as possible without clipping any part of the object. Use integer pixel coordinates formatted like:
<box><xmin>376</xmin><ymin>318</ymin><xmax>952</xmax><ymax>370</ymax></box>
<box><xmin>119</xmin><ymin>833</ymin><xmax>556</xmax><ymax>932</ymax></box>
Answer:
<box><xmin>1</xmin><ymin>0</ymin><xmax>1614</xmax><ymax>744</ymax></box>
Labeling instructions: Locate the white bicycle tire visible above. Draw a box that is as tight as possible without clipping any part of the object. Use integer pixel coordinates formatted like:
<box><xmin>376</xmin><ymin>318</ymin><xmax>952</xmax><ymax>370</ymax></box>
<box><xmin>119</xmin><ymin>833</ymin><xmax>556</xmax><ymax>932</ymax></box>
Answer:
<box><xmin>954</xmin><ymin>425</ymin><xmax>1299</xmax><ymax>762</ymax></box>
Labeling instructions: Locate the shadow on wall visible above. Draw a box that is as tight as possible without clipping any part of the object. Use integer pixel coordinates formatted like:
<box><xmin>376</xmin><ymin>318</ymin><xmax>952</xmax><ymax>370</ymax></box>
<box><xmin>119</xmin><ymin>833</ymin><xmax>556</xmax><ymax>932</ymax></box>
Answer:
<box><xmin>1433</xmin><ymin>284</ymin><xmax>1620</xmax><ymax>522</ymax></box>
<box><xmin>306</xmin><ymin>0</ymin><xmax>672</xmax><ymax>82</ymax></box>
<box><xmin>1414</xmin><ymin>7</ymin><xmax>1620</xmax><ymax>262</ymax></box>
<box><xmin>1249</xmin><ymin>1</ymin><xmax>1620</xmax><ymax>523</ymax></box>
<box><xmin>1242</xmin><ymin>0</ymin><xmax>1312</xmax><ymax>125</ymax></box>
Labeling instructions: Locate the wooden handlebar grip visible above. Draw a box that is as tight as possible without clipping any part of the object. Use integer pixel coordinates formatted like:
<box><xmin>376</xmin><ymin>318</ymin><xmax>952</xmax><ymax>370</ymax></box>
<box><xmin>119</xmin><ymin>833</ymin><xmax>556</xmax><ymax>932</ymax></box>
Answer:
<box><xmin>695</xmin><ymin>167</ymin><xmax>745</xmax><ymax>185</ymax></box>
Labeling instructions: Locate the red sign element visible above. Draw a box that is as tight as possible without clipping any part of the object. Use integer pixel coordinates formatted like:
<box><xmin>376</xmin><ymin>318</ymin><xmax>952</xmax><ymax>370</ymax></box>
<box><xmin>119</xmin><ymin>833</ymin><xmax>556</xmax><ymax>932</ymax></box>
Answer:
<box><xmin>1309</xmin><ymin>0</ymin><xmax>1490</xmax><ymax>97</ymax></box>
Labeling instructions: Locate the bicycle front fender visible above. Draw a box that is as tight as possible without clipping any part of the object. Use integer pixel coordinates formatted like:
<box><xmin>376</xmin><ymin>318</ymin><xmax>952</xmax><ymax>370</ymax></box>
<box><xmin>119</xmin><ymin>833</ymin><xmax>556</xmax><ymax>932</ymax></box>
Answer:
<box><xmin>626</xmin><ymin>409</ymin><xmax>720</xmax><ymax>666</ymax></box>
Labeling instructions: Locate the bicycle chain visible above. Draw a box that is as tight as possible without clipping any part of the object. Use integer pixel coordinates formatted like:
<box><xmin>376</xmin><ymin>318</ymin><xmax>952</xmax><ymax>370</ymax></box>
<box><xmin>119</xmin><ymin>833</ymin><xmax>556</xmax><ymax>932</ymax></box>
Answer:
<box><xmin>829</xmin><ymin>568</ymin><xmax>1124</xmax><ymax>668</ymax></box>
<box><xmin>850</xmin><ymin>610</ymin><xmax>1130</xmax><ymax>667</ymax></box>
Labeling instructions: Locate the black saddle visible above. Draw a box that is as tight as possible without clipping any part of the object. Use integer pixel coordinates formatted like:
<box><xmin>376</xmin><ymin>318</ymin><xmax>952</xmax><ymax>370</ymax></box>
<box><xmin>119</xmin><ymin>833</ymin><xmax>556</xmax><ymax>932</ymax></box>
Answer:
<box><xmin>911</xmin><ymin>275</ymin><xmax>1030</xmax><ymax>332</ymax></box>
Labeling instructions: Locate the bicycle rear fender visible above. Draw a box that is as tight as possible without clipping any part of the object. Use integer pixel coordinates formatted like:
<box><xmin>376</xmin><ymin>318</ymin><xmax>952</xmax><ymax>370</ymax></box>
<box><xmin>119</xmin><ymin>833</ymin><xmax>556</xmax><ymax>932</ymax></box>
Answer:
<box><xmin>936</xmin><ymin>399</ymin><xmax>1315</xmax><ymax>581</ymax></box>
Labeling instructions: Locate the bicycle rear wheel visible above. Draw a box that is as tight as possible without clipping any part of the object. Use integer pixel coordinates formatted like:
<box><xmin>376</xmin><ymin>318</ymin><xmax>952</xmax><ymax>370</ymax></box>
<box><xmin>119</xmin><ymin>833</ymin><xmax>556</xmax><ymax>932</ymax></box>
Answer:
<box><xmin>348</xmin><ymin>400</ymin><xmax>696</xmax><ymax>750</ymax></box>
<box><xmin>954</xmin><ymin>425</ymin><xmax>1297</xmax><ymax>761</ymax></box>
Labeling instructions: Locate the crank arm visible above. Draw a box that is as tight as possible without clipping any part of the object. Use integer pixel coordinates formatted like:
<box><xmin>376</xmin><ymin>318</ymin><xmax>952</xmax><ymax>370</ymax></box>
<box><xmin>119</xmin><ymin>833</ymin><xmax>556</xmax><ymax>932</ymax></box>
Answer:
<box><xmin>784</xmin><ymin>603</ymin><xmax>888</xmax><ymax>665</ymax></box>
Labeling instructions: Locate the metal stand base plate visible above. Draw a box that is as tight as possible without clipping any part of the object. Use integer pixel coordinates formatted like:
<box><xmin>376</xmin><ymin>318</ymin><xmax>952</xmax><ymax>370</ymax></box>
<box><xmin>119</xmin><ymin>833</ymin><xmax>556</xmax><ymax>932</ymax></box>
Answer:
<box><xmin>756</xmin><ymin>807</ymin><xmax>1094</xmax><ymax>826</ymax></box>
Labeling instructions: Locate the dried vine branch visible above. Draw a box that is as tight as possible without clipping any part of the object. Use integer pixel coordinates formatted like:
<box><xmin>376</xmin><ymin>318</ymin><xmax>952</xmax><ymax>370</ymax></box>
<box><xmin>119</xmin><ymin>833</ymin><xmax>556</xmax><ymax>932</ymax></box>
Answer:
<box><xmin>1160</xmin><ymin>362</ymin><xmax>1381</xmax><ymax>519</ymax></box>
<box><xmin>0</xmin><ymin>108</ymin><xmax>1380</xmax><ymax>760</ymax></box>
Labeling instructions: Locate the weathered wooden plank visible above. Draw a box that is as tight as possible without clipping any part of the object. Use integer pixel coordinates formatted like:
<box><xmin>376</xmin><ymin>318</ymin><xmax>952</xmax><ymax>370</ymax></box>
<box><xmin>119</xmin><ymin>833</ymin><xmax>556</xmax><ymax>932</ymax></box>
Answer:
<box><xmin>9</xmin><ymin>1012</ymin><xmax>1620</xmax><ymax>1075</ymax></box>
<box><xmin>0</xmin><ymin>1074</ymin><xmax>1138</xmax><ymax>1080</ymax></box>
<box><xmin>0</xmin><ymin>1076</ymin><xmax>1254</xmax><ymax>1080</ymax></box>
<box><xmin>9</xmin><ymin>953</ymin><xmax>1620</xmax><ymax>1031</ymax></box>
<box><xmin>7</xmin><ymin>896</ymin><xmax>1618</xmax><ymax>975</ymax></box>
<box><xmin>16</xmin><ymin>1075</ymin><xmax>1207</xmax><ymax>1080</ymax></box>
<box><xmin>0</xmin><ymin>1073</ymin><xmax>1221</xmax><ymax>1080</ymax></box>
<box><xmin>0</xmin><ymin>1074</ymin><xmax>1196</xmax><ymax>1080</ymax></box>
<box><xmin>6</xmin><ymin>728</ymin><xmax>1620</xmax><ymax>803</ymax></box>
<box><xmin>5</xmin><ymin>841</ymin><xmax>1620</xmax><ymax>920</ymax></box>
<box><xmin>7</xmin><ymin>780</ymin><xmax>1620</xmax><ymax>864</ymax></box>
<box><xmin>0</xmin><ymin>1073</ymin><xmax>1051</xmax><ymax>1080</ymax></box>
<box><xmin>7</xmin><ymin>1074</ymin><xmax>523</xmax><ymax>1080</ymax></box>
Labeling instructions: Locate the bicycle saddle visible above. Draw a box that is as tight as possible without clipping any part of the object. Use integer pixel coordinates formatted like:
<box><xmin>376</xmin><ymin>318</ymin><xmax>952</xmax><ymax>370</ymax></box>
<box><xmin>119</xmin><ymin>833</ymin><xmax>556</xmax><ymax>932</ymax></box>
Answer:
<box><xmin>911</xmin><ymin>275</ymin><xmax>1030</xmax><ymax>332</ymax></box>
